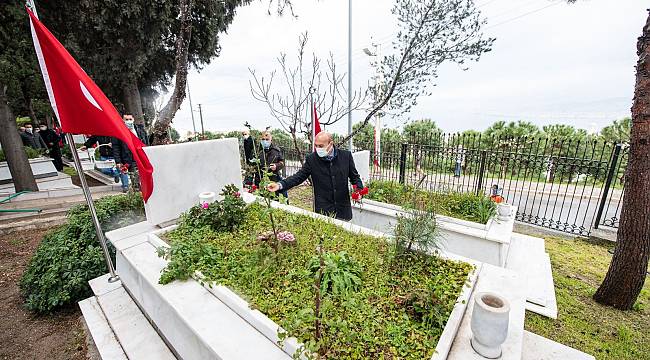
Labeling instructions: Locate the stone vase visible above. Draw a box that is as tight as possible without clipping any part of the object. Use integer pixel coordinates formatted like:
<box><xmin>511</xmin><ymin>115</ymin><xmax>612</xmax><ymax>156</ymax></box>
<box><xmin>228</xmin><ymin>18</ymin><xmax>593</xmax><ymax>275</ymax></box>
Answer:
<box><xmin>496</xmin><ymin>203</ymin><xmax>512</xmax><ymax>221</ymax></box>
<box><xmin>198</xmin><ymin>191</ymin><xmax>216</xmax><ymax>206</ymax></box>
<box><xmin>470</xmin><ymin>292</ymin><xmax>510</xmax><ymax>359</ymax></box>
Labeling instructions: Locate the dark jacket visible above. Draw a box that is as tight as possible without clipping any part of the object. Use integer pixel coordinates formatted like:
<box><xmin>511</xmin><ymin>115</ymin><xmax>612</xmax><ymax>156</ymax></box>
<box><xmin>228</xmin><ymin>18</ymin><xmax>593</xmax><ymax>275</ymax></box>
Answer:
<box><xmin>280</xmin><ymin>148</ymin><xmax>363</xmax><ymax>221</ymax></box>
<box><xmin>84</xmin><ymin>135</ymin><xmax>113</xmax><ymax>158</ymax></box>
<box><xmin>255</xmin><ymin>144</ymin><xmax>284</xmax><ymax>184</ymax></box>
<box><xmin>20</xmin><ymin>131</ymin><xmax>47</xmax><ymax>149</ymax></box>
<box><xmin>111</xmin><ymin>137</ymin><xmax>135</xmax><ymax>168</ymax></box>
<box><xmin>134</xmin><ymin>124</ymin><xmax>149</xmax><ymax>145</ymax></box>
<box><xmin>38</xmin><ymin>129</ymin><xmax>60</xmax><ymax>150</ymax></box>
<box><xmin>243</xmin><ymin>137</ymin><xmax>254</xmax><ymax>163</ymax></box>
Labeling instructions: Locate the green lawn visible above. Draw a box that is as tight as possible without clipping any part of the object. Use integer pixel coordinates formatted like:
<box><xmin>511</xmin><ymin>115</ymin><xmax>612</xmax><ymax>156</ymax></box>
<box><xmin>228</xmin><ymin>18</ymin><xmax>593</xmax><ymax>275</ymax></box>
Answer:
<box><xmin>287</xmin><ymin>186</ymin><xmax>650</xmax><ymax>360</ymax></box>
<box><xmin>524</xmin><ymin>237</ymin><xmax>649</xmax><ymax>360</ymax></box>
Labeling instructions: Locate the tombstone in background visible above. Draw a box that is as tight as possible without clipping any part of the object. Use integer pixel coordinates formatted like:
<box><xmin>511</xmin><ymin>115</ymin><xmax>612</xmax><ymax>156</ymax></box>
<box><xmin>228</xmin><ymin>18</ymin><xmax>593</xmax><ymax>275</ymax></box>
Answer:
<box><xmin>352</xmin><ymin>150</ymin><xmax>370</xmax><ymax>185</ymax></box>
<box><xmin>143</xmin><ymin>138</ymin><xmax>242</xmax><ymax>225</ymax></box>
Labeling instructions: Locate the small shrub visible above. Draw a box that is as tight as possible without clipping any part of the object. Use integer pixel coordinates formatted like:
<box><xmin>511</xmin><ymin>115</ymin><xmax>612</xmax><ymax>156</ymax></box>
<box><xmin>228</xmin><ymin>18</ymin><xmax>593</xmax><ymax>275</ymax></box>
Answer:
<box><xmin>394</xmin><ymin>209</ymin><xmax>441</xmax><ymax>256</ymax></box>
<box><xmin>20</xmin><ymin>193</ymin><xmax>145</xmax><ymax>313</ymax></box>
<box><xmin>180</xmin><ymin>185</ymin><xmax>246</xmax><ymax>232</ymax></box>
<box><xmin>0</xmin><ymin>146</ymin><xmax>44</xmax><ymax>162</ymax></box>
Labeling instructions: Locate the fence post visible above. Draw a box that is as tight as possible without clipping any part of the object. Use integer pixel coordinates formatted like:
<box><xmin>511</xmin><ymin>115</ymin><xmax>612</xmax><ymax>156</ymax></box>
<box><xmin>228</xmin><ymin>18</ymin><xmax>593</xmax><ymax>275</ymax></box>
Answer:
<box><xmin>594</xmin><ymin>143</ymin><xmax>622</xmax><ymax>229</ymax></box>
<box><xmin>476</xmin><ymin>150</ymin><xmax>488</xmax><ymax>196</ymax></box>
<box><xmin>399</xmin><ymin>143</ymin><xmax>408</xmax><ymax>184</ymax></box>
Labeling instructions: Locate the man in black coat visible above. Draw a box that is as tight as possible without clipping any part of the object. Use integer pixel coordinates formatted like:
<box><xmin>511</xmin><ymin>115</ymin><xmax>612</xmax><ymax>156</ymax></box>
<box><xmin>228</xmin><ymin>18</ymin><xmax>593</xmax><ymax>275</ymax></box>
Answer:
<box><xmin>20</xmin><ymin>123</ymin><xmax>47</xmax><ymax>149</ymax></box>
<box><xmin>267</xmin><ymin>132</ymin><xmax>363</xmax><ymax>221</ymax></box>
<box><xmin>37</xmin><ymin>123</ymin><xmax>63</xmax><ymax>171</ymax></box>
<box><xmin>242</xmin><ymin>129</ymin><xmax>255</xmax><ymax>164</ymax></box>
<box><xmin>255</xmin><ymin>131</ymin><xmax>287</xmax><ymax>198</ymax></box>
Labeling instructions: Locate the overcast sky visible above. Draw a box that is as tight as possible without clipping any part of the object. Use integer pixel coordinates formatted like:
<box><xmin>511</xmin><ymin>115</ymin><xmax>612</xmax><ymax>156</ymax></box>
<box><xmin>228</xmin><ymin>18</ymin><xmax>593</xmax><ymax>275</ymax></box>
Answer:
<box><xmin>166</xmin><ymin>0</ymin><xmax>647</xmax><ymax>137</ymax></box>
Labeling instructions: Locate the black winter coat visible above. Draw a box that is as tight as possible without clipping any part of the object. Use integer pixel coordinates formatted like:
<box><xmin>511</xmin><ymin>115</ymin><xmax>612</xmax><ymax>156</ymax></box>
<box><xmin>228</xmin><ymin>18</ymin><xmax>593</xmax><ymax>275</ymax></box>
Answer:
<box><xmin>280</xmin><ymin>148</ymin><xmax>363</xmax><ymax>221</ymax></box>
<box><xmin>243</xmin><ymin>137</ymin><xmax>255</xmax><ymax>163</ymax></box>
<box><xmin>255</xmin><ymin>144</ymin><xmax>284</xmax><ymax>184</ymax></box>
<box><xmin>111</xmin><ymin>137</ymin><xmax>135</xmax><ymax>168</ymax></box>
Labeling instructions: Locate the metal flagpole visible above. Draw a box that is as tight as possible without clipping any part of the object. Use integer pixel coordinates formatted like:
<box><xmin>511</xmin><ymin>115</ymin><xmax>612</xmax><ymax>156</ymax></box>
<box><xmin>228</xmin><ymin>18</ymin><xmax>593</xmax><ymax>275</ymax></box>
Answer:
<box><xmin>27</xmin><ymin>0</ymin><xmax>118</xmax><ymax>282</ymax></box>
<box><xmin>65</xmin><ymin>134</ymin><xmax>119</xmax><ymax>282</ymax></box>
<box><xmin>186</xmin><ymin>81</ymin><xmax>197</xmax><ymax>141</ymax></box>
<box><xmin>347</xmin><ymin>0</ymin><xmax>353</xmax><ymax>151</ymax></box>
<box><xmin>310</xmin><ymin>87</ymin><xmax>315</xmax><ymax>151</ymax></box>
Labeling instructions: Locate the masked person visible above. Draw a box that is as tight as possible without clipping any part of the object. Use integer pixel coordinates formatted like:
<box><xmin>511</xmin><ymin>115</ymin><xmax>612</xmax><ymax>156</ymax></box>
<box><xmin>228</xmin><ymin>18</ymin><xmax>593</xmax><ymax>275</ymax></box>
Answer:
<box><xmin>38</xmin><ymin>123</ymin><xmax>64</xmax><ymax>171</ymax></box>
<box><xmin>242</xmin><ymin>129</ymin><xmax>255</xmax><ymax>164</ymax></box>
<box><xmin>266</xmin><ymin>132</ymin><xmax>363</xmax><ymax>221</ymax></box>
<box><xmin>254</xmin><ymin>131</ymin><xmax>287</xmax><ymax>199</ymax></box>
<box><xmin>20</xmin><ymin>123</ymin><xmax>47</xmax><ymax>150</ymax></box>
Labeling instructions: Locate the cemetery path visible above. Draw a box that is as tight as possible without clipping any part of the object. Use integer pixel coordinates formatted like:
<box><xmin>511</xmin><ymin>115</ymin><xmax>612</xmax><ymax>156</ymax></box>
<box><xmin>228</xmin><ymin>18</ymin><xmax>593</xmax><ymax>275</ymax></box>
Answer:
<box><xmin>0</xmin><ymin>228</ymin><xmax>88</xmax><ymax>360</ymax></box>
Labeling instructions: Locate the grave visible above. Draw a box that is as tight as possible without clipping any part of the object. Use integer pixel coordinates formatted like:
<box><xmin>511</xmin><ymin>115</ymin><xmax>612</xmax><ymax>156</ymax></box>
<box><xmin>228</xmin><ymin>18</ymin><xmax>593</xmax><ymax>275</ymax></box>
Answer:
<box><xmin>79</xmin><ymin>138</ymin><xmax>593</xmax><ymax>360</ymax></box>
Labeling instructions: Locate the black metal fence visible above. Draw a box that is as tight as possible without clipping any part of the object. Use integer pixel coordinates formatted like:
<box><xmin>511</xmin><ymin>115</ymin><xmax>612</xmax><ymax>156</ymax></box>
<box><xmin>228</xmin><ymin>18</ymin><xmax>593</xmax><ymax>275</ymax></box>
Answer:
<box><xmin>271</xmin><ymin>133</ymin><xmax>627</xmax><ymax>237</ymax></box>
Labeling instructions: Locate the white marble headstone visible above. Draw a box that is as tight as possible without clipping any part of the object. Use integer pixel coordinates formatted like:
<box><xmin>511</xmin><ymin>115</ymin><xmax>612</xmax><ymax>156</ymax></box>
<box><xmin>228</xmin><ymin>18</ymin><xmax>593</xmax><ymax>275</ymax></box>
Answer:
<box><xmin>143</xmin><ymin>138</ymin><xmax>243</xmax><ymax>225</ymax></box>
<box><xmin>352</xmin><ymin>150</ymin><xmax>370</xmax><ymax>184</ymax></box>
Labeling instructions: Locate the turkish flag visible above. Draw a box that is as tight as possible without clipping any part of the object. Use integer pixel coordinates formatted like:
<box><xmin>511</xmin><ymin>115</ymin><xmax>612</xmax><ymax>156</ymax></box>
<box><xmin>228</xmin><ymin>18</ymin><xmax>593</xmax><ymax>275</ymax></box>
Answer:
<box><xmin>313</xmin><ymin>103</ymin><xmax>322</xmax><ymax>136</ymax></box>
<box><xmin>27</xmin><ymin>8</ymin><xmax>153</xmax><ymax>202</ymax></box>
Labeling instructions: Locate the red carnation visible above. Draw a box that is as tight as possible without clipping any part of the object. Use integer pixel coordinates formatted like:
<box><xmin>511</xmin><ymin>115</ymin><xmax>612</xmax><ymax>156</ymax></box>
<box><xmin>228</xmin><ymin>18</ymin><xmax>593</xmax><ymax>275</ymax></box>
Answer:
<box><xmin>360</xmin><ymin>187</ymin><xmax>369</xmax><ymax>196</ymax></box>
<box><xmin>351</xmin><ymin>192</ymin><xmax>360</xmax><ymax>201</ymax></box>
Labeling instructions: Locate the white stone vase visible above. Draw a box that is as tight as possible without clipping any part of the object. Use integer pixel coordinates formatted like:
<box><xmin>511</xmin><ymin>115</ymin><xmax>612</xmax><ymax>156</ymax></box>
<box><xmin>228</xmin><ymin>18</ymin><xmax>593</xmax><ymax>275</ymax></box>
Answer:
<box><xmin>496</xmin><ymin>203</ymin><xmax>512</xmax><ymax>221</ymax></box>
<box><xmin>470</xmin><ymin>292</ymin><xmax>510</xmax><ymax>359</ymax></box>
<box><xmin>198</xmin><ymin>191</ymin><xmax>216</xmax><ymax>206</ymax></box>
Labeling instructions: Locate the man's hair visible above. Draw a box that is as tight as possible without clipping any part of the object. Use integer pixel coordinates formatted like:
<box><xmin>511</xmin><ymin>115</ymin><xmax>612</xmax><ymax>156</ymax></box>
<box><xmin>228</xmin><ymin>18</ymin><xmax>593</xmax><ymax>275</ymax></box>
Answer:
<box><xmin>261</xmin><ymin>131</ymin><xmax>273</xmax><ymax>139</ymax></box>
<box><xmin>25</xmin><ymin>123</ymin><xmax>33</xmax><ymax>127</ymax></box>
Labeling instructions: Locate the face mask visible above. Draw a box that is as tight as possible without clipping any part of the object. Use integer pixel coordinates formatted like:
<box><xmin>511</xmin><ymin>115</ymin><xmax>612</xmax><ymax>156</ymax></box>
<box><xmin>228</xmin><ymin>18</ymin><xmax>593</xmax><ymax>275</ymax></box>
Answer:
<box><xmin>243</xmin><ymin>134</ymin><xmax>250</xmax><ymax>140</ymax></box>
<box><xmin>40</xmin><ymin>126</ymin><xmax>47</xmax><ymax>131</ymax></box>
<box><xmin>26</xmin><ymin>128</ymin><xmax>33</xmax><ymax>133</ymax></box>
<box><xmin>316</xmin><ymin>145</ymin><xmax>330</xmax><ymax>158</ymax></box>
<box><xmin>261</xmin><ymin>140</ymin><xmax>271</xmax><ymax>149</ymax></box>
<box><xmin>125</xmin><ymin>121</ymin><xmax>134</xmax><ymax>130</ymax></box>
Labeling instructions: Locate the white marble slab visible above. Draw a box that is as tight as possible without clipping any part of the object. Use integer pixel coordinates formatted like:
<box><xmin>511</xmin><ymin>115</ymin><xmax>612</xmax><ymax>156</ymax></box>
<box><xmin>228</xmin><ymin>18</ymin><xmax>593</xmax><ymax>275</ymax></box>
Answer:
<box><xmin>78</xmin><ymin>296</ymin><xmax>128</xmax><ymax>360</ymax></box>
<box><xmin>88</xmin><ymin>273</ymin><xmax>122</xmax><ymax>297</ymax></box>
<box><xmin>117</xmin><ymin>241</ymin><xmax>290</xmax><ymax>360</ymax></box>
<box><xmin>143</xmin><ymin>138</ymin><xmax>243</xmax><ymax>225</ymax></box>
<box><xmin>95</xmin><ymin>285</ymin><xmax>175</xmax><ymax>360</ymax></box>
<box><xmin>0</xmin><ymin>157</ymin><xmax>58</xmax><ymax>182</ymax></box>
<box><xmin>522</xmin><ymin>331</ymin><xmax>595</xmax><ymax>360</ymax></box>
<box><xmin>352</xmin><ymin>150</ymin><xmax>370</xmax><ymax>184</ymax></box>
<box><xmin>447</xmin><ymin>263</ymin><xmax>527</xmax><ymax>360</ymax></box>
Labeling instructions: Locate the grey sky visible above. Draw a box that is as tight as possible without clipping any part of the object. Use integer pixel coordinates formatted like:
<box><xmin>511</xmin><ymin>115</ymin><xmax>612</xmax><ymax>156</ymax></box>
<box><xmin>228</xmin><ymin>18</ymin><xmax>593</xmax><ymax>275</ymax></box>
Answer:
<box><xmin>166</xmin><ymin>0</ymin><xmax>646</xmax><ymax>137</ymax></box>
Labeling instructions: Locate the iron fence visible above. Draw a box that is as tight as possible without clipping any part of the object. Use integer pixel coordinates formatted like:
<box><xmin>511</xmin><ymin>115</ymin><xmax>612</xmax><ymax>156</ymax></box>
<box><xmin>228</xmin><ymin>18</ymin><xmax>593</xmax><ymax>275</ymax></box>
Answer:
<box><xmin>265</xmin><ymin>133</ymin><xmax>628</xmax><ymax>237</ymax></box>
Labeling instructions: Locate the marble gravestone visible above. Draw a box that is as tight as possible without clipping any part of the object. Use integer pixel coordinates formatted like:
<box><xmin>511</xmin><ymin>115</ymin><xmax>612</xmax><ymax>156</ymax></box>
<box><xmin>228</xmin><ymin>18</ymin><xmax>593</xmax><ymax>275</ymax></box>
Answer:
<box><xmin>352</xmin><ymin>150</ymin><xmax>370</xmax><ymax>185</ymax></box>
<box><xmin>143</xmin><ymin>138</ymin><xmax>243</xmax><ymax>225</ymax></box>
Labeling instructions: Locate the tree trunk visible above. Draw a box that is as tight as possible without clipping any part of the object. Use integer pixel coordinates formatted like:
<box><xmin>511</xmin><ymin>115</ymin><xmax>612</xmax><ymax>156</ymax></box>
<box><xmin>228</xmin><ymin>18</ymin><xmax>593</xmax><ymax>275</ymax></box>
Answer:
<box><xmin>152</xmin><ymin>0</ymin><xmax>194</xmax><ymax>145</ymax></box>
<box><xmin>122</xmin><ymin>80</ymin><xmax>145</xmax><ymax>125</ymax></box>
<box><xmin>0</xmin><ymin>84</ymin><xmax>38</xmax><ymax>192</ymax></box>
<box><xmin>141</xmin><ymin>89</ymin><xmax>156</xmax><ymax>128</ymax></box>
<box><xmin>593</xmin><ymin>11</ymin><xmax>650</xmax><ymax>310</ymax></box>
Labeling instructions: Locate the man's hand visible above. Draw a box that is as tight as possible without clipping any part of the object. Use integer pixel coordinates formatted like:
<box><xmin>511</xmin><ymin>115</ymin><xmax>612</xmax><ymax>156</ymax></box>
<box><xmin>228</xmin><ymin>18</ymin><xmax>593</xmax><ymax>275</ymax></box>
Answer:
<box><xmin>269</xmin><ymin>164</ymin><xmax>277</xmax><ymax>171</ymax></box>
<box><xmin>266</xmin><ymin>182</ymin><xmax>280</xmax><ymax>192</ymax></box>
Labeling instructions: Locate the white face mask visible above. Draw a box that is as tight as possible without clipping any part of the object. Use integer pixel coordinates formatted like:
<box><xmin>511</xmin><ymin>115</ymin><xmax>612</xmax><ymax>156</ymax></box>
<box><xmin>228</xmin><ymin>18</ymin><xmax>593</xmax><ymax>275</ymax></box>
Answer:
<box><xmin>26</xmin><ymin>128</ymin><xmax>33</xmax><ymax>133</ymax></box>
<box><xmin>316</xmin><ymin>144</ymin><xmax>331</xmax><ymax>158</ymax></box>
<box><xmin>125</xmin><ymin>121</ymin><xmax>134</xmax><ymax>129</ymax></box>
<box><xmin>243</xmin><ymin>134</ymin><xmax>250</xmax><ymax>140</ymax></box>
<box><xmin>40</xmin><ymin>126</ymin><xmax>47</xmax><ymax>131</ymax></box>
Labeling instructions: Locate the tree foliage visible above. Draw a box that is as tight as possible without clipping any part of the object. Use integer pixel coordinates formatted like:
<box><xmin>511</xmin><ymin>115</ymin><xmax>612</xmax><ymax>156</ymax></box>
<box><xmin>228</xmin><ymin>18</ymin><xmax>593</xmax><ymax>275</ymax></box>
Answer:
<box><xmin>599</xmin><ymin>117</ymin><xmax>631</xmax><ymax>143</ymax></box>
<box><xmin>340</xmin><ymin>0</ymin><xmax>494</xmax><ymax>145</ymax></box>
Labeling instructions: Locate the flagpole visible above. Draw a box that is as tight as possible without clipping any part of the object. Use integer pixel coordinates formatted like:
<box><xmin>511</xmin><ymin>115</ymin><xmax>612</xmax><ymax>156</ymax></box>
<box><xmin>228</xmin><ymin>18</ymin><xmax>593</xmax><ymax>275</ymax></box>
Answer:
<box><xmin>65</xmin><ymin>134</ymin><xmax>119</xmax><ymax>282</ymax></box>
<box><xmin>27</xmin><ymin>0</ymin><xmax>118</xmax><ymax>282</ymax></box>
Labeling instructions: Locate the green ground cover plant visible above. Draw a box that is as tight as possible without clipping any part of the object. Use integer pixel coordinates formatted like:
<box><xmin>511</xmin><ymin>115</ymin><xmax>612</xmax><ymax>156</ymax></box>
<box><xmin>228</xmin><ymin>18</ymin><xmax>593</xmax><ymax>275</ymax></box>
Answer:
<box><xmin>20</xmin><ymin>193</ymin><xmax>145</xmax><ymax>313</ymax></box>
<box><xmin>159</xmin><ymin>194</ymin><xmax>472</xmax><ymax>359</ymax></box>
<box><xmin>366</xmin><ymin>180</ymin><xmax>497</xmax><ymax>224</ymax></box>
<box><xmin>0</xmin><ymin>146</ymin><xmax>44</xmax><ymax>162</ymax></box>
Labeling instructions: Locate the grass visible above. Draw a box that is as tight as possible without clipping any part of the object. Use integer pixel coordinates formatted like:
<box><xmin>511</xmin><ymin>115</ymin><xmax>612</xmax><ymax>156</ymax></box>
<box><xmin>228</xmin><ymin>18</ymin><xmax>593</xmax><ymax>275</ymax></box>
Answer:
<box><xmin>62</xmin><ymin>166</ymin><xmax>77</xmax><ymax>177</ymax></box>
<box><xmin>161</xmin><ymin>202</ymin><xmax>473</xmax><ymax>359</ymax></box>
<box><xmin>524</xmin><ymin>237</ymin><xmax>650</xmax><ymax>360</ymax></box>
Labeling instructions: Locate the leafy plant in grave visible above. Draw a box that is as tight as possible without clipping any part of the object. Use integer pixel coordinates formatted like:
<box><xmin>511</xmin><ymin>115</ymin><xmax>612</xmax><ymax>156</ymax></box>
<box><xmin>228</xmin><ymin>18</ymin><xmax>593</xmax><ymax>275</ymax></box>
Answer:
<box><xmin>20</xmin><ymin>193</ymin><xmax>145</xmax><ymax>313</ymax></box>
<box><xmin>252</xmin><ymin>167</ymin><xmax>288</xmax><ymax>254</ymax></box>
<box><xmin>398</xmin><ymin>288</ymin><xmax>453</xmax><ymax>329</ymax></box>
<box><xmin>307</xmin><ymin>249</ymin><xmax>363</xmax><ymax>297</ymax></box>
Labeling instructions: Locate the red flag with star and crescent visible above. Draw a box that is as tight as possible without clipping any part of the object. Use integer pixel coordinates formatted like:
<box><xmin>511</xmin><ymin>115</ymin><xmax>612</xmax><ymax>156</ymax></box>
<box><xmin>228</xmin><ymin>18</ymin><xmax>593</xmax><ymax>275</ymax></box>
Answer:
<box><xmin>26</xmin><ymin>7</ymin><xmax>154</xmax><ymax>201</ymax></box>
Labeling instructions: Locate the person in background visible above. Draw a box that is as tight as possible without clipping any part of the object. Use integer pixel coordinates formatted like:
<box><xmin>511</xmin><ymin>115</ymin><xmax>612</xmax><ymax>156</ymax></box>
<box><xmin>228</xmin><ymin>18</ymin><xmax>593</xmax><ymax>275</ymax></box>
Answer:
<box><xmin>123</xmin><ymin>113</ymin><xmax>148</xmax><ymax>145</ymax></box>
<box><xmin>38</xmin><ymin>123</ymin><xmax>64</xmax><ymax>171</ymax></box>
<box><xmin>20</xmin><ymin>123</ymin><xmax>47</xmax><ymax>150</ymax></box>
<box><xmin>81</xmin><ymin>135</ymin><xmax>120</xmax><ymax>183</ymax></box>
<box><xmin>454</xmin><ymin>145</ymin><xmax>465</xmax><ymax>178</ymax></box>
<box><xmin>19</xmin><ymin>126</ymin><xmax>26</xmax><ymax>133</ymax></box>
<box><xmin>111</xmin><ymin>116</ymin><xmax>140</xmax><ymax>192</ymax></box>
<box><xmin>255</xmin><ymin>131</ymin><xmax>287</xmax><ymax>199</ymax></box>
<box><xmin>266</xmin><ymin>132</ymin><xmax>363</xmax><ymax>221</ymax></box>
<box><xmin>242</xmin><ymin>129</ymin><xmax>255</xmax><ymax>164</ymax></box>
